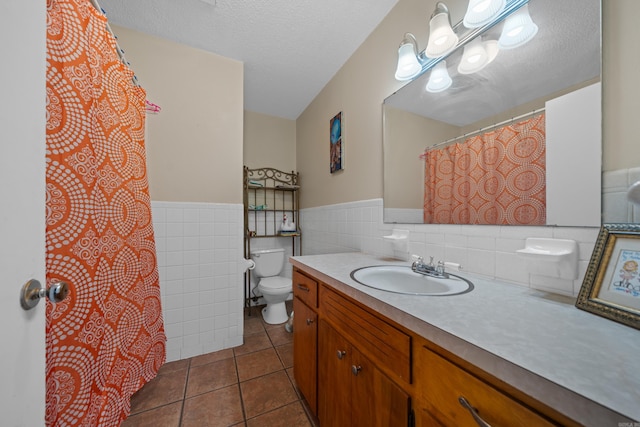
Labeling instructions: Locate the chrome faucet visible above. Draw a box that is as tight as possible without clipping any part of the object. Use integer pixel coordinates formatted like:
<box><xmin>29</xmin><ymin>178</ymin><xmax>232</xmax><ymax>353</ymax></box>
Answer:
<box><xmin>411</xmin><ymin>255</ymin><xmax>449</xmax><ymax>278</ymax></box>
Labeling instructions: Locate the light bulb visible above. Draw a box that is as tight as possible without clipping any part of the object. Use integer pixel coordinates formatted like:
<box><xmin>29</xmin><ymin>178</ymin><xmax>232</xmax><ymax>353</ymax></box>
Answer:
<box><xmin>426</xmin><ymin>61</ymin><xmax>452</xmax><ymax>93</ymax></box>
<box><xmin>498</xmin><ymin>4</ymin><xmax>538</xmax><ymax>49</ymax></box>
<box><xmin>426</xmin><ymin>3</ymin><xmax>458</xmax><ymax>58</ymax></box>
<box><xmin>463</xmin><ymin>0</ymin><xmax>506</xmax><ymax>28</ymax></box>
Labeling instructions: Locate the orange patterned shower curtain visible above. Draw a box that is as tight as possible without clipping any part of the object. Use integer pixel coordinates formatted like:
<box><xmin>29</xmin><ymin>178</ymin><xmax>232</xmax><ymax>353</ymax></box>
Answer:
<box><xmin>45</xmin><ymin>0</ymin><xmax>166</xmax><ymax>425</ymax></box>
<box><xmin>424</xmin><ymin>114</ymin><xmax>546</xmax><ymax>225</ymax></box>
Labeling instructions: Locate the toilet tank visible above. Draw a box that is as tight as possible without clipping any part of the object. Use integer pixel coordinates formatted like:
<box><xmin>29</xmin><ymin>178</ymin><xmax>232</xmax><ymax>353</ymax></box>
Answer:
<box><xmin>250</xmin><ymin>248</ymin><xmax>285</xmax><ymax>277</ymax></box>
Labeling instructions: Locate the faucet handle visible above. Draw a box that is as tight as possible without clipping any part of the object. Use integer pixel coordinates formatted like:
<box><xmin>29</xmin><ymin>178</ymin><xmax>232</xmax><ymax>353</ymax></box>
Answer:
<box><xmin>428</xmin><ymin>256</ymin><xmax>435</xmax><ymax>267</ymax></box>
<box><xmin>411</xmin><ymin>254</ymin><xmax>423</xmax><ymax>263</ymax></box>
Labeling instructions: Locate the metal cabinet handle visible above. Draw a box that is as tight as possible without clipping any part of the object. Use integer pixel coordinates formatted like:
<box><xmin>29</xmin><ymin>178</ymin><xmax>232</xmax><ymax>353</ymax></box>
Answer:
<box><xmin>20</xmin><ymin>279</ymin><xmax>70</xmax><ymax>310</ymax></box>
<box><xmin>297</xmin><ymin>284</ymin><xmax>309</xmax><ymax>292</ymax></box>
<box><xmin>351</xmin><ymin>365</ymin><xmax>362</xmax><ymax>376</ymax></box>
<box><xmin>458</xmin><ymin>397</ymin><xmax>492</xmax><ymax>427</ymax></box>
<box><xmin>336</xmin><ymin>350</ymin><xmax>346</xmax><ymax>360</ymax></box>
<box><xmin>306</xmin><ymin>318</ymin><xmax>314</xmax><ymax>325</ymax></box>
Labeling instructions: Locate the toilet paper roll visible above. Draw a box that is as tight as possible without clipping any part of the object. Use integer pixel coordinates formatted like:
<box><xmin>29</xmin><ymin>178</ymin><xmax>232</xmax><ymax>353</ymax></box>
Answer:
<box><xmin>241</xmin><ymin>258</ymin><xmax>255</xmax><ymax>271</ymax></box>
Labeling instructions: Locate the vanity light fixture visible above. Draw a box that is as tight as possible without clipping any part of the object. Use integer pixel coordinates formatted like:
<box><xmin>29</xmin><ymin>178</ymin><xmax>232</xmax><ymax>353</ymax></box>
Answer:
<box><xmin>426</xmin><ymin>60</ymin><xmax>452</xmax><ymax>93</ymax></box>
<box><xmin>498</xmin><ymin>3</ymin><xmax>538</xmax><ymax>49</ymax></box>
<box><xmin>394</xmin><ymin>33</ymin><xmax>422</xmax><ymax>81</ymax></box>
<box><xmin>425</xmin><ymin>3</ymin><xmax>459</xmax><ymax>58</ymax></box>
<box><xmin>393</xmin><ymin>0</ymin><xmax>530</xmax><ymax>83</ymax></box>
<box><xmin>463</xmin><ymin>0</ymin><xmax>506</xmax><ymax>28</ymax></box>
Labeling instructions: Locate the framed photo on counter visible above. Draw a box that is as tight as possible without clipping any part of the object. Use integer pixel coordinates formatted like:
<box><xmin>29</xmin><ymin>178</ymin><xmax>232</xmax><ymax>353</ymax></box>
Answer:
<box><xmin>577</xmin><ymin>223</ymin><xmax>640</xmax><ymax>330</ymax></box>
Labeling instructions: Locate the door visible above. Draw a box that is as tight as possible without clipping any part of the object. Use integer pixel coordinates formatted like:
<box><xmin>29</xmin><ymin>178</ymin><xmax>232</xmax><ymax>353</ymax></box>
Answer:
<box><xmin>318</xmin><ymin>321</ymin><xmax>351</xmax><ymax>426</ymax></box>
<box><xmin>351</xmin><ymin>347</ymin><xmax>410</xmax><ymax>427</ymax></box>
<box><xmin>0</xmin><ymin>1</ymin><xmax>47</xmax><ymax>425</ymax></box>
<box><xmin>292</xmin><ymin>297</ymin><xmax>318</xmax><ymax>414</ymax></box>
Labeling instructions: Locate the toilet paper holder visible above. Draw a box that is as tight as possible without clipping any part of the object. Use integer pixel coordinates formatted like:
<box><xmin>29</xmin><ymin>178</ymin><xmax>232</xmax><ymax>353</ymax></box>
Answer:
<box><xmin>241</xmin><ymin>258</ymin><xmax>255</xmax><ymax>271</ymax></box>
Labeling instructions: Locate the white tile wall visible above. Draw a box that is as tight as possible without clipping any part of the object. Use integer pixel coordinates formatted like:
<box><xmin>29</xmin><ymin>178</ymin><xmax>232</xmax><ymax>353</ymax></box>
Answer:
<box><xmin>152</xmin><ymin>201</ymin><xmax>244</xmax><ymax>362</ymax></box>
<box><xmin>603</xmin><ymin>167</ymin><xmax>640</xmax><ymax>223</ymax></box>
<box><xmin>301</xmin><ymin>199</ymin><xmax>600</xmax><ymax>297</ymax></box>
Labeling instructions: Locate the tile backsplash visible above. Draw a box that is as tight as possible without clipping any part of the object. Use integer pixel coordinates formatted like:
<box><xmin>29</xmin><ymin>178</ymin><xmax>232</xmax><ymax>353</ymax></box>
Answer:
<box><xmin>151</xmin><ymin>197</ymin><xmax>602</xmax><ymax>362</ymax></box>
<box><xmin>602</xmin><ymin>167</ymin><xmax>640</xmax><ymax>223</ymax></box>
<box><xmin>301</xmin><ymin>199</ymin><xmax>600</xmax><ymax>297</ymax></box>
<box><xmin>152</xmin><ymin>201</ymin><xmax>244</xmax><ymax>362</ymax></box>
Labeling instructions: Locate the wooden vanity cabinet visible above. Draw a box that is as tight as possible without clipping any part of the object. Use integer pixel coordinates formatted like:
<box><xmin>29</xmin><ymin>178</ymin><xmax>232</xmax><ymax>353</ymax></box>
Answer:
<box><xmin>292</xmin><ymin>267</ymin><xmax>578</xmax><ymax>427</ymax></box>
<box><xmin>292</xmin><ymin>269</ymin><xmax>318</xmax><ymax>414</ymax></box>
<box><xmin>318</xmin><ymin>320</ymin><xmax>410</xmax><ymax>427</ymax></box>
<box><xmin>317</xmin><ymin>285</ymin><xmax>411</xmax><ymax>426</ymax></box>
<box><xmin>414</xmin><ymin>343</ymin><xmax>562</xmax><ymax>427</ymax></box>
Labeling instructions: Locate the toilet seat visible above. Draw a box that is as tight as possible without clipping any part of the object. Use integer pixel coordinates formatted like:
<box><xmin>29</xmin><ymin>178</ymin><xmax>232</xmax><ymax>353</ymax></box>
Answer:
<box><xmin>258</xmin><ymin>276</ymin><xmax>291</xmax><ymax>291</ymax></box>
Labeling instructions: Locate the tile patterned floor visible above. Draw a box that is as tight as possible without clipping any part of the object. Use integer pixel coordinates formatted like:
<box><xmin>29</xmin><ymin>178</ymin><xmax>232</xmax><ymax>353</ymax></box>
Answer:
<box><xmin>122</xmin><ymin>305</ymin><xmax>316</xmax><ymax>427</ymax></box>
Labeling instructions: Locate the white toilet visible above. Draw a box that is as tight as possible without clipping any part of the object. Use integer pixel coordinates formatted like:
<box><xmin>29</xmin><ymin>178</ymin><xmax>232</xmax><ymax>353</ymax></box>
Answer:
<box><xmin>250</xmin><ymin>248</ymin><xmax>292</xmax><ymax>324</ymax></box>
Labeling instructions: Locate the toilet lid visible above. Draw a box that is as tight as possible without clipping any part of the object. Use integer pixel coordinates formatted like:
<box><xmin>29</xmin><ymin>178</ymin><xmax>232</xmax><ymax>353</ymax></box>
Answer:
<box><xmin>259</xmin><ymin>276</ymin><xmax>292</xmax><ymax>291</ymax></box>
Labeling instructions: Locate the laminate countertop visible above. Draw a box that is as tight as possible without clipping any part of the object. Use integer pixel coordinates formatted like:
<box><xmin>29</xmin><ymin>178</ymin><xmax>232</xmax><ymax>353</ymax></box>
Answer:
<box><xmin>290</xmin><ymin>252</ymin><xmax>640</xmax><ymax>426</ymax></box>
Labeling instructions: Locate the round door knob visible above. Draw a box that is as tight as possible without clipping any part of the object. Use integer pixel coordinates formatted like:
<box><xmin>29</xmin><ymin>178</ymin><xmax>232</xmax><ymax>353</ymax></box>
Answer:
<box><xmin>336</xmin><ymin>350</ymin><xmax>346</xmax><ymax>360</ymax></box>
<box><xmin>20</xmin><ymin>279</ymin><xmax>70</xmax><ymax>310</ymax></box>
<box><xmin>351</xmin><ymin>365</ymin><xmax>362</xmax><ymax>376</ymax></box>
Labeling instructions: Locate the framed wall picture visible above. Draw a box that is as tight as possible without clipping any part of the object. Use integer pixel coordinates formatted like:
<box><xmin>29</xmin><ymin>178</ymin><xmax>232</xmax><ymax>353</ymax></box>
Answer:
<box><xmin>330</xmin><ymin>111</ymin><xmax>343</xmax><ymax>173</ymax></box>
<box><xmin>576</xmin><ymin>223</ymin><xmax>640</xmax><ymax>330</ymax></box>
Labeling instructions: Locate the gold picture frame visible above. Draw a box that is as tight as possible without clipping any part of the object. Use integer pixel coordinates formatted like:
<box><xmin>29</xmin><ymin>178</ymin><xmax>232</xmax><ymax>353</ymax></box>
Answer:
<box><xmin>576</xmin><ymin>223</ymin><xmax>640</xmax><ymax>330</ymax></box>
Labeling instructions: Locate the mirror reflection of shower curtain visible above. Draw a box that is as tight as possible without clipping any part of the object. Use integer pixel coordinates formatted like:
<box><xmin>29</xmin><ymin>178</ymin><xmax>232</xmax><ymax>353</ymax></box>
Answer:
<box><xmin>423</xmin><ymin>114</ymin><xmax>546</xmax><ymax>225</ymax></box>
<box><xmin>45</xmin><ymin>1</ymin><xmax>166</xmax><ymax>425</ymax></box>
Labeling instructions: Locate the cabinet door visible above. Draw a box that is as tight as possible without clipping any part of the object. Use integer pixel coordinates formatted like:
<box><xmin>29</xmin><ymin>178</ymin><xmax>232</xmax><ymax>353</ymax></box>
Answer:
<box><xmin>318</xmin><ymin>320</ymin><xmax>352</xmax><ymax>426</ymax></box>
<box><xmin>293</xmin><ymin>297</ymin><xmax>318</xmax><ymax>414</ymax></box>
<box><xmin>351</xmin><ymin>347</ymin><xmax>410</xmax><ymax>427</ymax></box>
<box><xmin>415</xmin><ymin>346</ymin><xmax>556</xmax><ymax>427</ymax></box>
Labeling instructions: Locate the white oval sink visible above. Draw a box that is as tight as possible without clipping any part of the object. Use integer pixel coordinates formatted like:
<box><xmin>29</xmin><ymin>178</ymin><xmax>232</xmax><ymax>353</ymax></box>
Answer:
<box><xmin>350</xmin><ymin>265</ymin><xmax>473</xmax><ymax>296</ymax></box>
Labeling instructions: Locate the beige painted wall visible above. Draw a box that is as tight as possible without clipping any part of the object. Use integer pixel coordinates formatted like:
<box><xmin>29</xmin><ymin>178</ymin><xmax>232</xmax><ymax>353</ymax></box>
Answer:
<box><xmin>602</xmin><ymin>0</ymin><xmax>640</xmax><ymax>171</ymax></box>
<box><xmin>244</xmin><ymin>110</ymin><xmax>296</xmax><ymax>172</ymax></box>
<box><xmin>297</xmin><ymin>0</ymin><xmax>639</xmax><ymax>209</ymax></box>
<box><xmin>112</xmin><ymin>26</ymin><xmax>244</xmax><ymax>203</ymax></box>
<box><xmin>296</xmin><ymin>0</ymin><xmax>432</xmax><ymax>209</ymax></box>
<box><xmin>384</xmin><ymin>106</ymin><xmax>459</xmax><ymax>209</ymax></box>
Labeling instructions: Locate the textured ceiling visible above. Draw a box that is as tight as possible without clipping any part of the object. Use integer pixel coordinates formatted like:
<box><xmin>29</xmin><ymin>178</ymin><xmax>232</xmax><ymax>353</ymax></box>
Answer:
<box><xmin>98</xmin><ymin>0</ymin><xmax>399</xmax><ymax>119</ymax></box>
<box><xmin>385</xmin><ymin>0</ymin><xmax>601</xmax><ymax>127</ymax></box>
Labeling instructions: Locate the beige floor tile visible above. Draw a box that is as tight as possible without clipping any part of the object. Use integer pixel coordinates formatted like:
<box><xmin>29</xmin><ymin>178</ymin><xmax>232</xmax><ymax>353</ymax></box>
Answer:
<box><xmin>240</xmin><ymin>371</ymin><xmax>298</xmax><ymax>419</ymax></box>
<box><xmin>266</xmin><ymin>324</ymin><xmax>293</xmax><ymax>347</ymax></box>
<box><xmin>130</xmin><ymin>369</ymin><xmax>187</xmax><ymax>414</ymax></box>
<box><xmin>243</xmin><ymin>315</ymin><xmax>265</xmax><ymax>335</ymax></box>
<box><xmin>186</xmin><ymin>357</ymin><xmax>238</xmax><ymax>397</ymax></box>
<box><xmin>121</xmin><ymin>402</ymin><xmax>182</xmax><ymax>427</ymax></box>
<box><xmin>233</xmin><ymin>331</ymin><xmax>272</xmax><ymax>356</ymax></box>
<box><xmin>190</xmin><ymin>348</ymin><xmax>234</xmax><ymax>367</ymax></box>
<box><xmin>275</xmin><ymin>343</ymin><xmax>293</xmax><ymax>369</ymax></box>
<box><xmin>236</xmin><ymin>348</ymin><xmax>283</xmax><ymax>381</ymax></box>
<box><xmin>246</xmin><ymin>401</ymin><xmax>311</xmax><ymax>427</ymax></box>
<box><xmin>181</xmin><ymin>385</ymin><xmax>244</xmax><ymax>427</ymax></box>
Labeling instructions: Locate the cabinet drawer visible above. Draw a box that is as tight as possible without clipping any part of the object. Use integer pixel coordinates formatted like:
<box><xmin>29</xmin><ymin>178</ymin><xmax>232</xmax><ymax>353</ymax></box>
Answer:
<box><xmin>293</xmin><ymin>269</ymin><xmax>318</xmax><ymax>308</ymax></box>
<box><xmin>320</xmin><ymin>285</ymin><xmax>410</xmax><ymax>383</ymax></box>
<box><xmin>416</xmin><ymin>346</ymin><xmax>556</xmax><ymax>427</ymax></box>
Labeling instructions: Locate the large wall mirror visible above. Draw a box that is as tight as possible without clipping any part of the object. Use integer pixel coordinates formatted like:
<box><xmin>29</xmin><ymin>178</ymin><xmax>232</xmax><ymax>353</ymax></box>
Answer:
<box><xmin>383</xmin><ymin>0</ymin><xmax>602</xmax><ymax>226</ymax></box>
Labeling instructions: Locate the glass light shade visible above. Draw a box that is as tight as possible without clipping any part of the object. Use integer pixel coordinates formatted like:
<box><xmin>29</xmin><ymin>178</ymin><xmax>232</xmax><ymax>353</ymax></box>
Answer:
<box><xmin>425</xmin><ymin>11</ymin><xmax>459</xmax><ymax>58</ymax></box>
<box><xmin>463</xmin><ymin>0</ymin><xmax>506</xmax><ymax>28</ymax></box>
<box><xmin>426</xmin><ymin>61</ymin><xmax>452</xmax><ymax>93</ymax></box>
<box><xmin>483</xmin><ymin>39</ymin><xmax>499</xmax><ymax>63</ymax></box>
<box><xmin>457</xmin><ymin>38</ymin><xmax>488</xmax><ymax>74</ymax></box>
<box><xmin>498</xmin><ymin>4</ymin><xmax>538</xmax><ymax>49</ymax></box>
<box><xmin>395</xmin><ymin>42</ymin><xmax>422</xmax><ymax>81</ymax></box>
